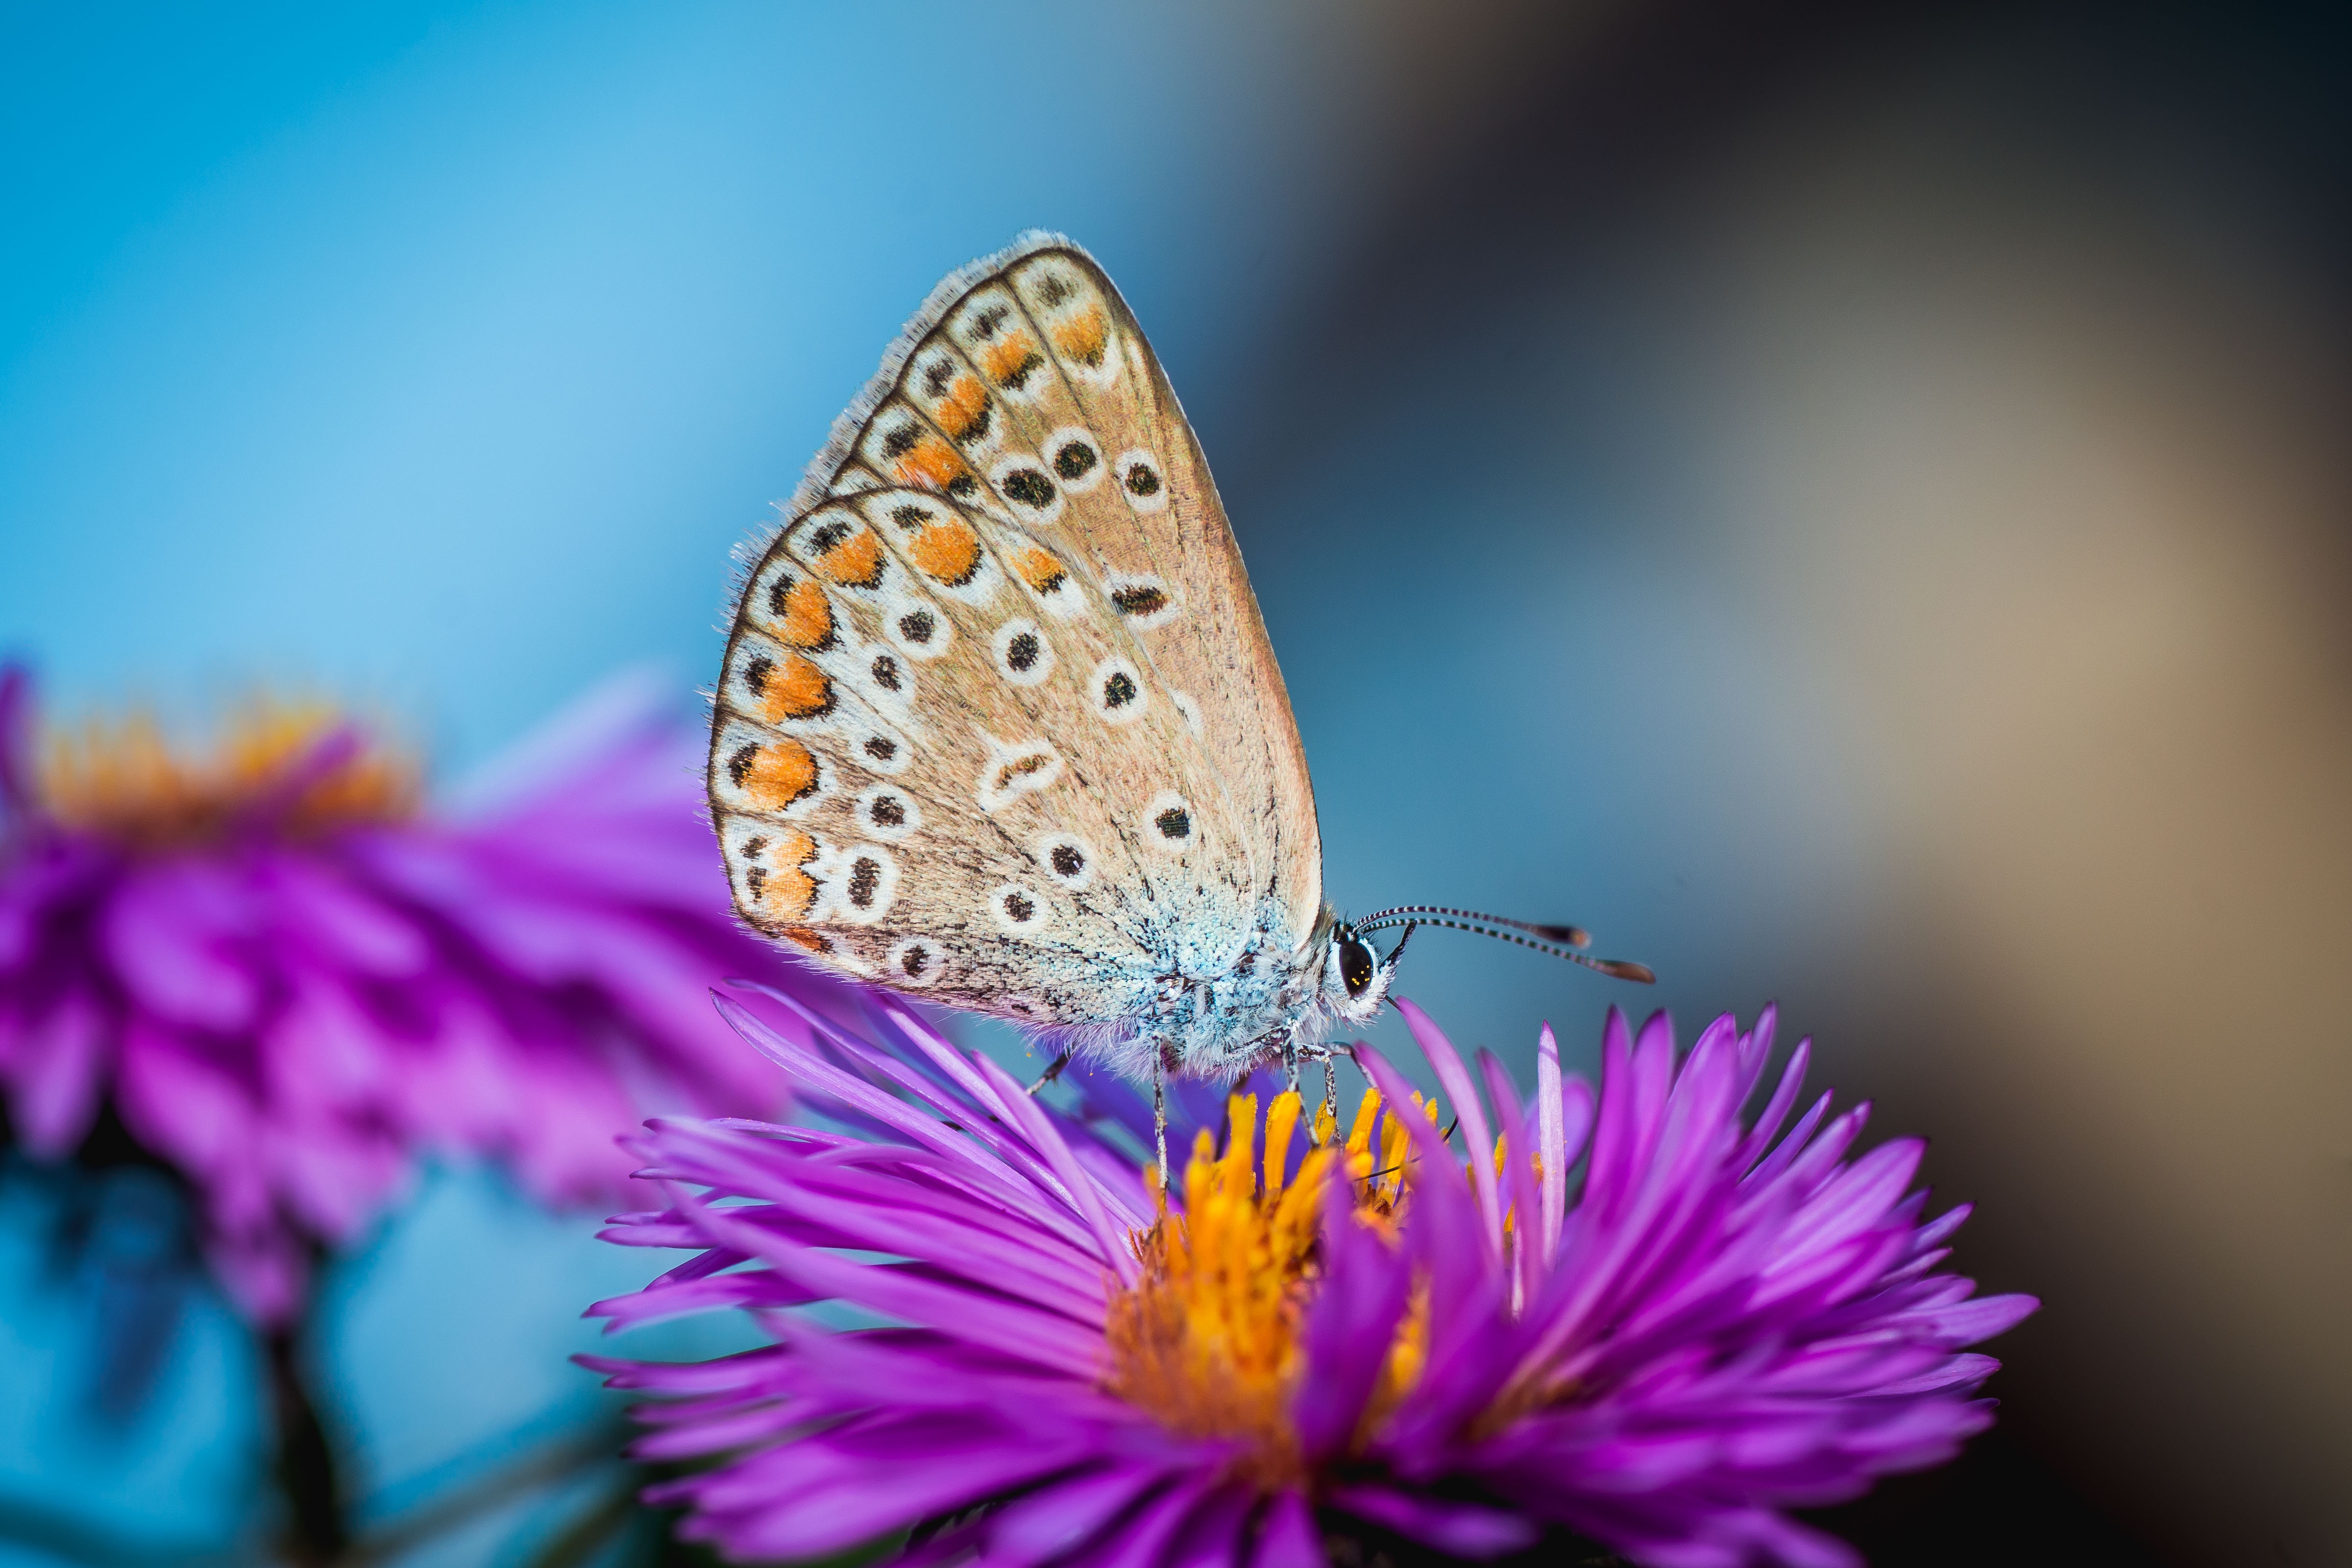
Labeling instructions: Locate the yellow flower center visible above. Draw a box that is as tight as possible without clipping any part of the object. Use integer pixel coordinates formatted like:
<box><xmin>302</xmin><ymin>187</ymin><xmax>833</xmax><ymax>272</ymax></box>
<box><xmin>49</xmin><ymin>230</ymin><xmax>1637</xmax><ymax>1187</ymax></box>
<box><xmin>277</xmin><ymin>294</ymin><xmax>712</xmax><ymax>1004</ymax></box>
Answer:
<box><xmin>34</xmin><ymin>702</ymin><xmax>419</xmax><ymax>849</ymax></box>
<box><xmin>1104</xmin><ymin>1087</ymin><xmax>1433</xmax><ymax>1489</ymax></box>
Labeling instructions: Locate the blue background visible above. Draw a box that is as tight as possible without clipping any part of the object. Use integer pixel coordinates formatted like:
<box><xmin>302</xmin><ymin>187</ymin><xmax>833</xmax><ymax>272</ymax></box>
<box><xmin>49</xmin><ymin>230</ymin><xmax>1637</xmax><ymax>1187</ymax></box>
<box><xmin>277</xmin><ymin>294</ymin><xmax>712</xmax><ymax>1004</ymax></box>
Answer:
<box><xmin>5</xmin><ymin>2</ymin><xmax>2350</xmax><ymax>1564</ymax></box>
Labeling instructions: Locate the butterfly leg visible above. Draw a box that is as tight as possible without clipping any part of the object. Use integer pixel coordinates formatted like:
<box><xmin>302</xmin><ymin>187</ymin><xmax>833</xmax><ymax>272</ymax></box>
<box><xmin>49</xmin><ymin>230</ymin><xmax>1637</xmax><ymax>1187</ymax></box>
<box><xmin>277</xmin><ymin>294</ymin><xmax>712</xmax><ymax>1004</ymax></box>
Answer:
<box><xmin>1023</xmin><ymin>1049</ymin><xmax>1073</xmax><ymax>1097</ymax></box>
<box><xmin>1283</xmin><ymin>1040</ymin><xmax>1301</xmax><ymax>1097</ymax></box>
<box><xmin>1152</xmin><ymin>1065</ymin><xmax>1168</xmax><ymax>1195</ymax></box>
<box><xmin>1322</xmin><ymin>1055</ymin><xmax>1339</xmax><ymax>1143</ymax></box>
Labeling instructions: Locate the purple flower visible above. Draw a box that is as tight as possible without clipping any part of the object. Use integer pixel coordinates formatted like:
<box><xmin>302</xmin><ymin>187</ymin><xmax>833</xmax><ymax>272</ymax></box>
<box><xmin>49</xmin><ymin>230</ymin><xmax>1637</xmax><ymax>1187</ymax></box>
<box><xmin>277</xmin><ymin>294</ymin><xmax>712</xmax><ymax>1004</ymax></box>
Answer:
<box><xmin>585</xmin><ymin>986</ymin><xmax>2036</xmax><ymax>1568</ymax></box>
<box><xmin>0</xmin><ymin>665</ymin><xmax>817</xmax><ymax>1322</ymax></box>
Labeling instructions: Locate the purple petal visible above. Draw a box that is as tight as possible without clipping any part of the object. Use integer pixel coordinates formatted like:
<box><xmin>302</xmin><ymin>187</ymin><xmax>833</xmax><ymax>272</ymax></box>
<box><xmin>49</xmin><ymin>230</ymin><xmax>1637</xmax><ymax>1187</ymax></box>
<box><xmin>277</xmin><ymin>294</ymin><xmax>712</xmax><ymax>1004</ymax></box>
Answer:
<box><xmin>1898</xmin><ymin>1292</ymin><xmax>2039</xmax><ymax>1347</ymax></box>
<box><xmin>103</xmin><ymin>859</ymin><xmax>262</xmax><ymax>1031</ymax></box>
<box><xmin>5</xmin><ymin>989</ymin><xmax>105</xmax><ymax>1156</ymax></box>
<box><xmin>263</xmin><ymin>853</ymin><xmax>429</xmax><ymax>976</ymax></box>
<box><xmin>0</xmin><ymin>662</ymin><xmax>30</xmax><ymax>821</ymax></box>
<box><xmin>1395</xmin><ymin>998</ymin><xmax>1503</xmax><ymax>1253</ymax></box>
<box><xmin>1070</xmin><ymin>1474</ymin><xmax>1223</xmax><ymax>1568</ymax></box>
<box><xmin>677</xmin><ymin>1188</ymin><xmax>1102</xmax><ymax>1377</ymax></box>
<box><xmin>1166</xmin><ymin>1484</ymin><xmax>1254</xmax><ymax>1568</ymax></box>
<box><xmin>1536</xmin><ymin>1023</ymin><xmax>1567</xmax><ymax>1263</ymax></box>
<box><xmin>1251</xmin><ymin>1493</ymin><xmax>1322</xmax><ymax>1568</ymax></box>
<box><xmin>1329</xmin><ymin>1487</ymin><xmax>1538</xmax><ymax>1558</ymax></box>
<box><xmin>985</xmin><ymin>1464</ymin><xmax>1175</xmax><ymax>1567</ymax></box>
<box><xmin>1293</xmin><ymin>1170</ymin><xmax>1412</xmax><ymax>1462</ymax></box>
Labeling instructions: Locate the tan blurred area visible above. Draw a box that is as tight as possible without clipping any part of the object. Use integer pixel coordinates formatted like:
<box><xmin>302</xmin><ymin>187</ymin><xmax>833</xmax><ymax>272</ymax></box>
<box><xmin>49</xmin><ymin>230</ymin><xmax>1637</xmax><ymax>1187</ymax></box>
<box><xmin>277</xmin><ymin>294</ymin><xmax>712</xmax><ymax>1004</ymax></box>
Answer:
<box><xmin>1235</xmin><ymin>1</ymin><xmax>2352</xmax><ymax>1561</ymax></box>
<box><xmin>1699</xmin><ymin>92</ymin><xmax>2352</xmax><ymax>1563</ymax></box>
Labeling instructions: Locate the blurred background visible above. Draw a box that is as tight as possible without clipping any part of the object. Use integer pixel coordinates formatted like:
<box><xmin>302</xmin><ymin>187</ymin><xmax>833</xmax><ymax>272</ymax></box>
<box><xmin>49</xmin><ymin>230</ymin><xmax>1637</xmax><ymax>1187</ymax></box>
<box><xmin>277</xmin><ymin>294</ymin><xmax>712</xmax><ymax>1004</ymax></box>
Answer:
<box><xmin>3</xmin><ymin>0</ymin><xmax>2348</xmax><ymax>1564</ymax></box>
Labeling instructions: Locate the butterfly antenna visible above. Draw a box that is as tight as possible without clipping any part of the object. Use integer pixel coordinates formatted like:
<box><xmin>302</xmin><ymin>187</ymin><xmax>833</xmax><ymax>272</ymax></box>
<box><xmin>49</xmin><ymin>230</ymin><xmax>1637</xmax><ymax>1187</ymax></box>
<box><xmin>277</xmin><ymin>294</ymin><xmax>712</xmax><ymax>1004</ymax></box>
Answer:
<box><xmin>1353</xmin><ymin>906</ymin><xmax>1592</xmax><ymax>948</ymax></box>
<box><xmin>1353</xmin><ymin>910</ymin><xmax>1655</xmax><ymax>983</ymax></box>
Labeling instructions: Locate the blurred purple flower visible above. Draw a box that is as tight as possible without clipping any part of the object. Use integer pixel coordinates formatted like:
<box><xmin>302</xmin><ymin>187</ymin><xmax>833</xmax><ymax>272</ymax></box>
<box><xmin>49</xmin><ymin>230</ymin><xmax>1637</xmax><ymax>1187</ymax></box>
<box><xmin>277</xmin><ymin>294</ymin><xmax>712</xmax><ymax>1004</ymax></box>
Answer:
<box><xmin>585</xmin><ymin>988</ymin><xmax>2036</xmax><ymax>1568</ymax></box>
<box><xmin>0</xmin><ymin>664</ymin><xmax>811</xmax><ymax>1322</ymax></box>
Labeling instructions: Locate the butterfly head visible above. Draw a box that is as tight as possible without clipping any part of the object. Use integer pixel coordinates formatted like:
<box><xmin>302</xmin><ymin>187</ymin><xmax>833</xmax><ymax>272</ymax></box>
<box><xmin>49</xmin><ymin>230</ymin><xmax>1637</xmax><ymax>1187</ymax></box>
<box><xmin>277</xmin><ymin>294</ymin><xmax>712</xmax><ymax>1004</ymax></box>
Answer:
<box><xmin>1319</xmin><ymin>917</ymin><xmax>1401</xmax><ymax>1028</ymax></box>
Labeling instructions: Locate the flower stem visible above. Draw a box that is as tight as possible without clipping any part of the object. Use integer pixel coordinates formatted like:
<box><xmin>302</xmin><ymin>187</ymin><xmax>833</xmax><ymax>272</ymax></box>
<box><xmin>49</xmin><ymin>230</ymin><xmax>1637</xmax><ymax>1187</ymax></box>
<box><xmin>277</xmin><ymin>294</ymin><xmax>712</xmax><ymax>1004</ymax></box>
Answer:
<box><xmin>265</xmin><ymin>1328</ymin><xmax>347</xmax><ymax>1566</ymax></box>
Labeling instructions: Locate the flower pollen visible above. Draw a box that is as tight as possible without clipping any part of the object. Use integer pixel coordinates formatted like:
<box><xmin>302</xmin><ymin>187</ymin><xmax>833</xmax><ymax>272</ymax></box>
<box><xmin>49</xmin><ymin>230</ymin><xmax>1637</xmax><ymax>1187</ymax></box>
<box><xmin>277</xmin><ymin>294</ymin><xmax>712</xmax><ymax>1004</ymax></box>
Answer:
<box><xmin>1104</xmin><ymin>1086</ymin><xmax>1427</xmax><ymax>1489</ymax></box>
<box><xmin>36</xmin><ymin>701</ymin><xmax>419</xmax><ymax>848</ymax></box>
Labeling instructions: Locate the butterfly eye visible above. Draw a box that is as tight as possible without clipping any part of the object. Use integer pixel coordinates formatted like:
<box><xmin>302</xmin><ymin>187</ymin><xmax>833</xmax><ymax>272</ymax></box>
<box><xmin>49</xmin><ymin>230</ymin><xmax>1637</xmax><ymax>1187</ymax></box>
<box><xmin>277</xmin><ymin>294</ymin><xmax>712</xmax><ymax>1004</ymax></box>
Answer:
<box><xmin>1339</xmin><ymin>934</ymin><xmax>1377</xmax><ymax>999</ymax></box>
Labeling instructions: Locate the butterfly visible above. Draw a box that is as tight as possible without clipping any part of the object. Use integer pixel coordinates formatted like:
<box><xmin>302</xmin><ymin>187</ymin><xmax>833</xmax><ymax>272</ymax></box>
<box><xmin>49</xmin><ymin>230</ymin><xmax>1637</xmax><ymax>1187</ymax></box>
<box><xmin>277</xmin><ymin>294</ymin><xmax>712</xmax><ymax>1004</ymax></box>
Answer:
<box><xmin>708</xmin><ymin>232</ymin><xmax>1649</xmax><ymax>1107</ymax></box>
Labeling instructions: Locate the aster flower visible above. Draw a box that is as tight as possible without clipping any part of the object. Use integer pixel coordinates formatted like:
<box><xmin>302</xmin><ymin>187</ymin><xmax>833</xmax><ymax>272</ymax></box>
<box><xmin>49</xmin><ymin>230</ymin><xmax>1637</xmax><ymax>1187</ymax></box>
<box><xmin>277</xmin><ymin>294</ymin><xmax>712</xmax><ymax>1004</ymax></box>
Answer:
<box><xmin>0</xmin><ymin>664</ymin><xmax>814</xmax><ymax>1323</ymax></box>
<box><xmin>586</xmin><ymin>986</ymin><xmax>2035</xmax><ymax>1568</ymax></box>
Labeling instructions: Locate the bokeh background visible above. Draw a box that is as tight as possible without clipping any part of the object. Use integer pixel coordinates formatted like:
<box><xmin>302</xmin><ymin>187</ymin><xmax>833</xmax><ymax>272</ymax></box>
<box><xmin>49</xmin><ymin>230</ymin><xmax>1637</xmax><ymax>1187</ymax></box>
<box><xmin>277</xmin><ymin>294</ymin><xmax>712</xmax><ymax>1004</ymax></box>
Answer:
<box><xmin>4</xmin><ymin>1</ymin><xmax>2348</xmax><ymax>1564</ymax></box>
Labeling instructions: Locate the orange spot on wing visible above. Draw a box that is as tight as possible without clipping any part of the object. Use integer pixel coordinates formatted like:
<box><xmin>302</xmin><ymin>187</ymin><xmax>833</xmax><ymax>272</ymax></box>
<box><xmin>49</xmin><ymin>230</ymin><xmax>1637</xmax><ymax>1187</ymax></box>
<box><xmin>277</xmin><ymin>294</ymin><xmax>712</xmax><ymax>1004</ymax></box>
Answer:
<box><xmin>773</xmin><ymin>578</ymin><xmax>833</xmax><ymax>649</ymax></box>
<box><xmin>895</xmin><ymin>434</ymin><xmax>972</xmax><ymax>493</ymax></box>
<box><xmin>1051</xmin><ymin>306</ymin><xmax>1108</xmax><ymax>368</ymax></box>
<box><xmin>740</xmin><ymin>739</ymin><xmax>818</xmax><ymax>811</ymax></box>
<box><xmin>753</xmin><ymin>653</ymin><xmax>832</xmax><ymax>723</ymax></box>
<box><xmin>932</xmin><ymin>375</ymin><xmax>990</xmax><ymax>442</ymax></box>
<box><xmin>907</xmin><ymin>517</ymin><xmax>981</xmax><ymax>585</ymax></box>
<box><xmin>747</xmin><ymin>828</ymin><xmax>819</xmax><ymax>919</ymax></box>
<box><xmin>815</xmin><ymin>526</ymin><xmax>884</xmax><ymax>588</ymax></box>
<box><xmin>782</xmin><ymin>925</ymin><xmax>833</xmax><ymax>956</ymax></box>
<box><xmin>1012</xmin><ymin>545</ymin><xmax>1068</xmax><ymax>594</ymax></box>
<box><xmin>980</xmin><ymin>331</ymin><xmax>1046</xmax><ymax>390</ymax></box>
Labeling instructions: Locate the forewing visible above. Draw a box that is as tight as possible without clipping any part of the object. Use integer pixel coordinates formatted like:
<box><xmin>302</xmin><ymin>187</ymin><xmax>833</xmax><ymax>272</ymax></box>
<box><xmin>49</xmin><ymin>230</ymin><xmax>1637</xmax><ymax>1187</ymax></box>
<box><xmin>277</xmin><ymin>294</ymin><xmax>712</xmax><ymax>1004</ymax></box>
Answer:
<box><xmin>799</xmin><ymin>234</ymin><xmax>1323</xmax><ymax>944</ymax></box>
<box><xmin>714</xmin><ymin>234</ymin><xmax>1322</xmax><ymax>1031</ymax></box>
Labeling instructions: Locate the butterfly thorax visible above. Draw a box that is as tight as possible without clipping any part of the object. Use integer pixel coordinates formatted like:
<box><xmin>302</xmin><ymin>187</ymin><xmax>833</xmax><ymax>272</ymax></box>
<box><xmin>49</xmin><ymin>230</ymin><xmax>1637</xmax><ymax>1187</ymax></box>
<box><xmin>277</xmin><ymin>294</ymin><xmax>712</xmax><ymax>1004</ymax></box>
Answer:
<box><xmin>1072</xmin><ymin>896</ymin><xmax>1330</xmax><ymax>1079</ymax></box>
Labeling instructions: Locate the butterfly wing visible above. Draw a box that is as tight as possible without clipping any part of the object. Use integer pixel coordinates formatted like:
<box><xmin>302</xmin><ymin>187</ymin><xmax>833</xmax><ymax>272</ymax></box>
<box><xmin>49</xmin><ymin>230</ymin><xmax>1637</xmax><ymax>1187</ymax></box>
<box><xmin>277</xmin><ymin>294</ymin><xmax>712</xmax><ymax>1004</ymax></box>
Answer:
<box><xmin>712</xmin><ymin>233</ymin><xmax>1323</xmax><ymax>1041</ymax></box>
<box><xmin>808</xmin><ymin>235</ymin><xmax>1325</xmax><ymax>940</ymax></box>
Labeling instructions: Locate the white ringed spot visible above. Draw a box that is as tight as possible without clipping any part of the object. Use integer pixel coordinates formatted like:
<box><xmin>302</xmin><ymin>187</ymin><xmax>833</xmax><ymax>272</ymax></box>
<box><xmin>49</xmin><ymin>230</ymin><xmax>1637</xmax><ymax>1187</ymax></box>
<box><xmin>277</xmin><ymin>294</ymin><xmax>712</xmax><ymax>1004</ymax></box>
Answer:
<box><xmin>1041</xmin><ymin>426</ymin><xmax>1107</xmax><ymax>494</ymax></box>
<box><xmin>987</xmin><ymin>882</ymin><xmax>1050</xmax><ymax>936</ymax></box>
<box><xmin>977</xmin><ymin>737</ymin><xmax>1063</xmax><ymax>813</ymax></box>
<box><xmin>1113</xmin><ymin>447</ymin><xmax>1169</xmax><ymax>514</ymax></box>
<box><xmin>1091</xmin><ymin>657</ymin><xmax>1149</xmax><ymax>726</ymax></box>
<box><xmin>854</xmin><ymin>783</ymin><xmax>921</xmax><ymax>842</ymax></box>
<box><xmin>856</xmin><ymin>727</ymin><xmax>911</xmax><ymax>776</ymax></box>
<box><xmin>991</xmin><ymin>617</ymin><xmax>1055</xmax><ymax>687</ymax></box>
<box><xmin>821</xmin><ymin>843</ymin><xmax>900</xmax><ymax>925</ymax></box>
<box><xmin>989</xmin><ymin>451</ymin><xmax>1066</xmax><ymax>526</ymax></box>
<box><xmin>863</xmin><ymin>649</ymin><xmax>913</xmax><ymax>715</ymax></box>
<box><xmin>885</xmin><ymin>597</ymin><xmax>954</xmax><ymax>662</ymax></box>
<box><xmin>1035</xmin><ymin>832</ymin><xmax>1097</xmax><ymax>892</ymax></box>
<box><xmin>1103</xmin><ymin>570</ymin><xmax>1177</xmax><ymax>630</ymax></box>
<box><xmin>885</xmin><ymin>936</ymin><xmax>946</xmax><ymax>988</ymax></box>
